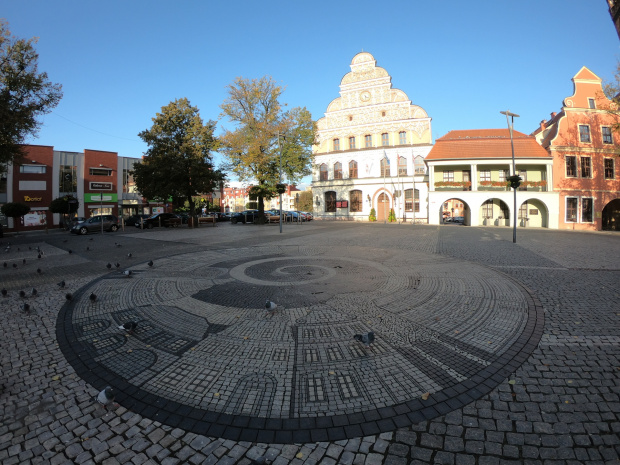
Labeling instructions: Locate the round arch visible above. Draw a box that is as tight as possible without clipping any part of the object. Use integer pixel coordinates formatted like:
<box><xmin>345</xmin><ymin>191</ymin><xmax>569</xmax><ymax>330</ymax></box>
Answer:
<box><xmin>518</xmin><ymin>198</ymin><xmax>549</xmax><ymax>228</ymax></box>
<box><xmin>602</xmin><ymin>198</ymin><xmax>620</xmax><ymax>231</ymax></box>
<box><xmin>438</xmin><ymin>197</ymin><xmax>471</xmax><ymax>225</ymax></box>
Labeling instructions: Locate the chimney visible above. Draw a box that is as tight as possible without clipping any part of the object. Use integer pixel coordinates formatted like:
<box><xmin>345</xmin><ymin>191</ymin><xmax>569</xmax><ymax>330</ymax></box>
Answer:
<box><xmin>550</xmin><ymin>112</ymin><xmax>557</xmax><ymax>119</ymax></box>
<box><xmin>540</xmin><ymin>120</ymin><xmax>547</xmax><ymax>130</ymax></box>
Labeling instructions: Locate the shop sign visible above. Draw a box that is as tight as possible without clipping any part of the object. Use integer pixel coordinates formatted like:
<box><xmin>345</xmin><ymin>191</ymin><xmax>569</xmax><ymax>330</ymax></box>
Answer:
<box><xmin>152</xmin><ymin>207</ymin><xmax>164</xmax><ymax>214</ymax></box>
<box><xmin>24</xmin><ymin>195</ymin><xmax>43</xmax><ymax>202</ymax></box>
<box><xmin>336</xmin><ymin>200</ymin><xmax>348</xmax><ymax>208</ymax></box>
<box><xmin>85</xmin><ymin>193</ymin><xmax>118</xmax><ymax>203</ymax></box>
<box><xmin>90</xmin><ymin>182</ymin><xmax>113</xmax><ymax>190</ymax></box>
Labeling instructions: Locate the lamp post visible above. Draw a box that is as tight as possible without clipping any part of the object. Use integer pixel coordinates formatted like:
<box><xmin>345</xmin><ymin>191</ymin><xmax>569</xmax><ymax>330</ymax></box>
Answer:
<box><xmin>277</xmin><ymin>132</ymin><xmax>285</xmax><ymax>234</ymax></box>
<box><xmin>500</xmin><ymin>110</ymin><xmax>520</xmax><ymax>243</ymax></box>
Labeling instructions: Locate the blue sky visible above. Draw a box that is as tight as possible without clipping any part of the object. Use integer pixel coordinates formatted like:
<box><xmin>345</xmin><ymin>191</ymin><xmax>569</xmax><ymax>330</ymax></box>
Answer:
<box><xmin>3</xmin><ymin>1</ymin><xmax>619</xmax><ymax>185</ymax></box>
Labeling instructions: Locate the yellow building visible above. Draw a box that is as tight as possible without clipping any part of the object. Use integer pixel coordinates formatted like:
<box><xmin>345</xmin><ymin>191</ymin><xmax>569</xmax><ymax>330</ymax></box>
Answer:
<box><xmin>312</xmin><ymin>52</ymin><xmax>432</xmax><ymax>222</ymax></box>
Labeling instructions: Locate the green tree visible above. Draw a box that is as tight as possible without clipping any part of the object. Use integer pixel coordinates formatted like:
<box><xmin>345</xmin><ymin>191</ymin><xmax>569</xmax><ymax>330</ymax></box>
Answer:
<box><xmin>219</xmin><ymin>76</ymin><xmax>316</xmax><ymax>223</ymax></box>
<box><xmin>296</xmin><ymin>190</ymin><xmax>313</xmax><ymax>212</ymax></box>
<box><xmin>1</xmin><ymin>201</ymin><xmax>30</xmax><ymax>231</ymax></box>
<box><xmin>133</xmin><ymin>98</ymin><xmax>224</xmax><ymax>226</ymax></box>
<box><xmin>0</xmin><ymin>20</ymin><xmax>63</xmax><ymax>171</ymax></box>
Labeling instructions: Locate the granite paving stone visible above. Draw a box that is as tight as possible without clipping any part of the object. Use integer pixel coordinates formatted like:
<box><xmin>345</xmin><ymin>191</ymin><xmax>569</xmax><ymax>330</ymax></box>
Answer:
<box><xmin>0</xmin><ymin>224</ymin><xmax>618</xmax><ymax>464</ymax></box>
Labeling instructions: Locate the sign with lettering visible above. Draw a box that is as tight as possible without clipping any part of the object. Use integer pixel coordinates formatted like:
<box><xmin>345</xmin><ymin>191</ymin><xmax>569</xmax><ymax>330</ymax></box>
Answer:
<box><xmin>90</xmin><ymin>182</ymin><xmax>113</xmax><ymax>190</ymax></box>
<box><xmin>24</xmin><ymin>196</ymin><xmax>43</xmax><ymax>202</ymax></box>
<box><xmin>336</xmin><ymin>200</ymin><xmax>348</xmax><ymax>208</ymax></box>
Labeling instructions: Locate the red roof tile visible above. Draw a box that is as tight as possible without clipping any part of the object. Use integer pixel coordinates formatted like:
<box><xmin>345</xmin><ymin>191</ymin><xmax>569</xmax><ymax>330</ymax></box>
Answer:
<box><xmin>427</xmin><ymin>129</ymin><xmax>551</xmax><ymax>160</ymax></box>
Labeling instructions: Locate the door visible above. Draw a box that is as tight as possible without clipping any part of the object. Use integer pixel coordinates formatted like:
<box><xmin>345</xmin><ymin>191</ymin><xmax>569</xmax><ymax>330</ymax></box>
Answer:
<box><xmin>377</xmin><ymin>193</ymin><xmax>390</xmax><ymax>222</ymax></box>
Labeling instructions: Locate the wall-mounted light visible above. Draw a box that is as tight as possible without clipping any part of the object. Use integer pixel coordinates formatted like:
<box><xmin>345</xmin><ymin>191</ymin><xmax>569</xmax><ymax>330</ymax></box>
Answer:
<box><xmin>99</xmin><ymin>164</ymin><xmax>104</xmax><ymax>167</ymax></box>
<box><xmin>31</xmin><ymin>160</ymin><xmax>36</xmax><ymax>163</ymax></box>
<box><xmin>367</xmin><ymin>194</ymin><xmax>371</xmax><ymax>203</ymax></box>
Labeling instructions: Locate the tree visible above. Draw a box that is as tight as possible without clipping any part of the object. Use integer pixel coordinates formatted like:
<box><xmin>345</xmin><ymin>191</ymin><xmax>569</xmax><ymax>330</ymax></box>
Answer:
<box><xmin>219</xmin><ymin>76</ymin><xmax>316</xmax><ymax>222</ymax></box>
<box><xmin>133</xmin><ymin>98</ymin><xmax>224</xmax><ymax>226</ymax></box>
<box><xmin>49</xmin><ymin>195</ymin><xmax>79</xmax><ymax>227</ymax></box>
<box><xmin>0</xmin><ymin>20</ymin><xmax>63</xmax><ymax>171</ymax></box>
<box><xmin>296</xmin><ymin>190</ymin><xmax>313</xmax><ymax>212</ymax></box>
<box><xmin>1</xmin><ymin>202</ymin><xmax>30</xmax><ymax>231</ymax></box>
<box><xmin>602</xmin><ymin>61</ymin><xmax>620</xmax><ymax>138</ymax></box>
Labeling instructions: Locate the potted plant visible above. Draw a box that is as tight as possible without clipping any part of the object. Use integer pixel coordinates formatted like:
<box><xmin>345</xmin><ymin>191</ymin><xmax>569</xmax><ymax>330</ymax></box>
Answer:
<box><xmin>369</xmin><ymin>208</ymin><xmax>377</xmax><ymax>222</ymax></box>
<box><xmin>388</xmin><ymin>208</ymin><xmax>396</xmax><ymax>223</ymax></box>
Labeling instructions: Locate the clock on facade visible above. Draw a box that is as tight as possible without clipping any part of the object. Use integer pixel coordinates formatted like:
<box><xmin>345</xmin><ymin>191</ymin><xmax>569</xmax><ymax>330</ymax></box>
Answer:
<box><xmin>360</xmin><ymin>91</ymin><xmax>371</xmax><ymax>102</ymax></box>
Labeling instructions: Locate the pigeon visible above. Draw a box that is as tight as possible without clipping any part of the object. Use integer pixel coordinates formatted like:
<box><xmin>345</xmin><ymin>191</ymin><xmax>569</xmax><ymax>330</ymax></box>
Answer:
<box><xmin>265</xmin><ymin>300</ymin><xmax>277</xmax><ymax>312</ymax></box>
<box><xmin>354</xmin><ymin>332</ymin><xmax>375</xmax><ymax>348</ymax></box>
<box><xmin>12</xmin><ymin>263</ymin><xmax>17</xmax><ymax>268</ymax></box>
<box><xmin>123</xmin><ymin>270</ymin><xmax>132</xmax><ymax>277</ymax></box>
<box><xmin>57</xmin><ymin>280</ymin><xmax>66</xmax><ymax>289</ymax></box>
<box><xmin>119</xmin><ymin>321</ymin><xmax>137</xmax><ymax>334</ymax></box>
<box><xmin>95</xmin><ymin>386</ymin><xmax>116</xmax><ymax>410</ymax></box>
<box><xmin>3</xmin><ymin>262</ymin><xmax>6</xmax><ymax>268</ymax></box>
<box><xmin>68</xmin><ymin>250</ymin><xmax>72</xmax><ymax>254</ymax></box>
<box><xmin>1</xmin><ymin>289</ymin><xmax>7</xmax><ymax>297</ymax></box>
<box><xmin>106</xmin><ymin>263</ymin><xmax>112</xmax><ymax>269</ymax></box>
<box><xmin>115</xmin><ymin>263</ymin><xmax>120</xmax><ymax>269</ymax></box>
<box><xmin>23</xmin><ymin>303</ymin><xmax>30</xmax><ymax>313</ymax></box>
<box><xmin>19</xmin><ymin>290</ymin><xmax>25</xmax><ymax>298</ymax></box>
<box><xmin>115</xmin><ymin>242</ymin><xmax>122</xmax><ymax>247</ymax></box>
<box><xmin>22</xmin><ymin>258</ymin><xmax>26</xmax><ymax>265</ymax></box>
<box><xmin>147</xmin><ymin>260</ymin><xmax>153</xmax><ymax>267</ymax></box>
<box><xmin>65</xmin><ymin>293</ymin><xmax>73</xmax><ymax>301</ymax></box>
<box><xmin>127</xmin><ymin>253</ymin><xmax>132</xmax><ymax>258</ymax></box>
<box><xmin>89</xmin><ymin>292</ymin><xmax>97</xmax><ymax>302</ymax></box>
<box><xmin>37</xmin><ymin>268</ymin><xmax>42</xmax><ymax>274</ymax></box>
<box><xmin>31</xmin><ymin>288</ymin><xmax>37</xmax><ymax>296</ymax></box>
<box><xmin>86</xmin><ymin>246</ymin><xmax>90</xmax><ymax>251</ymax></box>
<box><xmin>37</xmin><ymin>254</ymin><xmax>41</xmax><ymax>259</ymax></box>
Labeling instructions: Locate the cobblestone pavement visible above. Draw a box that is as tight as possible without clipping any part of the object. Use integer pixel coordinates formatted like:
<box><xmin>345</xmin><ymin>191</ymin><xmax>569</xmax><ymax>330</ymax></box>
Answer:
<box><xmin>1</xmin><ymin>222</ymin><xmax>619</xmax><ymax>465</ymax></box>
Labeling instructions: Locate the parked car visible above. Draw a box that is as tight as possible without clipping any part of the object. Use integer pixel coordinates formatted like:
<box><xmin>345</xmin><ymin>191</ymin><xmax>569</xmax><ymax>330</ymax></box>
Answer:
<box><xmin>124</xmin><ymin>214</ymin><xmax>150</xmax><ymax>226</ymax></box>
<box><xmin>453</xmin><ymin>216</ymin><xmax>465</xmax><ymax>224</ymax></box>
<box><xmin>135</xmin><ymin>213</ymin><xmax>180</xmax><ymax>229</ymax></box>
<box><xmin>206</xmin><ymin>212</ymin><xmax>230</xmax><ymax>222</ymax></box>
<box><xmin>70</xmin><ymin>215</ymin><xmax>119</xmax><ymax>235</ymax></box>
<box><xmin>230</xmin><ymin>210</ymin><xmax>259</xmax><ymax>224</ymax></box>
<box><xmin>176</xmin><ymin>213</ymin><xmax>190</xmax><ymax>224</ymax></box>
<box><xmin>300</xmin><ymin>212</ymin><xmax>313</xmax><ymax>221</ymax></box>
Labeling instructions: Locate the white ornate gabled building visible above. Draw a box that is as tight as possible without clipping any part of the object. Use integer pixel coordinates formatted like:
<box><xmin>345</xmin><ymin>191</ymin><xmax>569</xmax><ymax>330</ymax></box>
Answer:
<box><xmin>312</xmin><ymin>52</ymin><xmax>433</xmax><ymax>222</ymax></box>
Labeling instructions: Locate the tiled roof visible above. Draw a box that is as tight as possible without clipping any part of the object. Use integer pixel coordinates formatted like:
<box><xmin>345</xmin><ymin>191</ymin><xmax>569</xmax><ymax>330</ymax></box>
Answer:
<box><xmin>426</xmin><ymin>129</ymin><xmax>551</xmax><ymax>160</ymax></box>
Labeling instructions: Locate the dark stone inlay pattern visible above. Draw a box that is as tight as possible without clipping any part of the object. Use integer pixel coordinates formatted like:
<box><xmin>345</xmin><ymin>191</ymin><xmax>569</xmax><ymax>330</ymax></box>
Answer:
<box><xmin>56</xmin><ymin>246</ymin><xmax>544</xmax><ymax>442</ymax></box>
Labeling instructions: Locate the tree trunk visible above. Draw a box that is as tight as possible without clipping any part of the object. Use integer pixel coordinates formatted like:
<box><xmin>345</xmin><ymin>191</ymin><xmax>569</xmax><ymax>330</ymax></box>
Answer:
<box><xmin>188</xmin><ymin>196</ymin><xmax>197</xmax><ymax>228</ymax></box>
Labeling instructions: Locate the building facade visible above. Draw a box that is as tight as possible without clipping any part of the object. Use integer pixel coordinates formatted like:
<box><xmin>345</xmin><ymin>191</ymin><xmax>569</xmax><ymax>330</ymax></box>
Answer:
<box><xmin>312</xmin><ymin>52</ymin><xmax>432</xmax><ymax>222</ymax></box>
<box><xmin>531</xmin><ymin>67</ymin><xmax>620</xmax><ymax>231</ymax></box>
<box><xmin>426</xmin><ymin>130</ymin><xmax>558</xmax><ymax>228</ymax></box>
<box><xmin>1</xmin><ymin>146</ymin><xmax>148</xmax><ymax>231</ymax></box>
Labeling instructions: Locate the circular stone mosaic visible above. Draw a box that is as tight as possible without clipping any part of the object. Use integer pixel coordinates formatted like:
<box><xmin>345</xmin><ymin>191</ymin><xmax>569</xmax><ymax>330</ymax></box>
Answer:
<box><xmin>57</xmin><ymin>245</ymin><xmax>543</xmax><ymax>443</ymax></box>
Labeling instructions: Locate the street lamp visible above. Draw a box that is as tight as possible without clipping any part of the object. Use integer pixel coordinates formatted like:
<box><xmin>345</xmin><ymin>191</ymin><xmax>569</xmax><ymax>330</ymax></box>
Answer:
<box><xmin>277</xmin><ymin>132</ymin><xmax>286</xmax><ymax>234</ymax></box>
<box><xmin>500</xmin><ymin>110</ymin><xmax>520</xmax><ymax>243</ymax></box>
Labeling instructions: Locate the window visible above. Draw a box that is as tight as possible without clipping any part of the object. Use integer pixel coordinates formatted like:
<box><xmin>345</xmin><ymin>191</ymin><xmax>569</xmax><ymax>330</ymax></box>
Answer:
<box><xmin>398</xmin><ymin>156</ymin><xmax>407</xmax><ymax>176</ymax></box>
<box><xmin>443</xmin><ymin>170</ymin><xmax>454</xmax><ymax>182</ymax></box>
<box><xmin>365</xmin><ymin>135</ymin><xmax>372</xmax><ymax>148</ymax></box>
<box><xmin>605</xmin><ymin>158</ymin><xmax>615</xmax><ymax>179</ymax></box>
<box><xmin>579</xmin><ymin>125</ymin><xmax>591</xmax><ymax>143</ymax></box>
<box><xmin>482</xmin><ymin>200</ymin><xmax>494</xmax><ymax>218</ymax></box>
<box><xmin>325</xmin><ymin>191</ymin><xmax>336</xmax><ymax>212</ymax></box>
<box><xmin>581</xmin><ymin>157</ymin><xmax>591</xmax><ymax>178</ymax></box>
<box><xmin>333</xmin><ymin>162</ymin><xmax>343</xmax><ymax>179</ymax></box>
<box><xmin>59</xmin><ymin>165</ymin><xmax>77</xmax><ymax>192</ymax></box>
<box><xmin>404</xmin><ymin>189</ymin><xmax>419</xmax><ymax>212</ymax></box>
<box><xmin>602</xmin><ymin>126</ymin><xmax>613</xmax><ymax>144</ymax></box>
<box><xmin>480</xmin><ymin>170</ymin><xmax>491</xmax><ymax>182</ymax></box>
<box><xmin>518</xmin><ymin>170</ymin><xmax>527</xmax><ymax>191</ymax></box>
<box><xmin>348</xmin><ymin>137</ymin><xmax>356</xmax><ymax>150</ymax></box>
<box><xmin>89</xmin><ymin>168</ymin><xmax>112</xmax><ymax>176</ymax></box>
<box><xmin>499</xmin><ymin>169</ymin><xmax>508</xmax><ymax>182</ymax></box>
<box><xmin>414</xmin><ymin>156</ymin><xmax>426</xmax><ymax>174</ymax></box>
<box><xmin>582</xmin><ymin>197</ymin><xmax>593</xmax><ymax>223</ymax></box>
<box><xmin>319</xmin><ymin>164</ymin><xmax>328</xmax><ymax>181</ymax></box>
<box><xmin>333</xmin><ymin>138</ymin><xmax>340</xmax><ymax>151</ymax></box>
<box><xmin>399</xmin><ymin>131</ymin><xmax>407</xmax><ymax>145</ymax></box>
<box><xmin>381</xmin><ymin>133</ymin><xmax>389</xmax><ymax>146</ymax></box>
<box><xmin>588</xmin><ymin>98</ymin><xmax>596</xmax><ymax>109</ymax></box>
<box><xmin>518</xmin><ymin>201</ymin><xmax>528</xmax><ymax>220</ymax></box>
<box><xmin>566</xmin><ymin>156</ymin><xmax>577</xmax><ymax>177</ymax></box>
<box><xmin>380</xmin><ymin>157</ymin><xmax>390</xmax><ymax>177</ymax></box>
<box><xmin>566</xmin><ymin>198</ymin><xmax>578</xmax><ymax>222</ymax></box>
<box><xmin>20</xmin><ymin>165</ymin><xmax>46</xmax><ymax>174</ymax></box>
<box><xmin>123</xmin><ymin>168</ymin><xmax>136</xmax><ymax>194</ymax></box>
<box><xmin>350</xmin><ymin>190</ymin><xmax>362</xmax><ymax>212</ymax></box>
<box><xmin>349</xmin><ymin>160</ymin><xmax>358</xmax><ymax>179</ymax></box>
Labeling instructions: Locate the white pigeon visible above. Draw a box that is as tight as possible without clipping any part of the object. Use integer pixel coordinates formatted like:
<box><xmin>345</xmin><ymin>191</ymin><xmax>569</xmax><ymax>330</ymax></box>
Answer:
<box><xmin>123</xmin><ymin>270</ymin><xmax>132</xmax><ymax>277</ymax></box>
<box><xmin>354</xmin><ymin>332</ymin><xmax>375</xmax><ymax>348</ymax></box>
<box><xmin>265</xmin><ymin>300</ymin><xmax>277</xmax><ymax>312</ymax></box>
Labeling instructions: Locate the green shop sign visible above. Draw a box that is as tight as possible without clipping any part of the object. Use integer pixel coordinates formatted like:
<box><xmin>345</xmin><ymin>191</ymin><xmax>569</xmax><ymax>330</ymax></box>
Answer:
<box><xmin>84</xmin><ymin>193</ymin><xmax>118</xmax><ymax>203</ymax></box>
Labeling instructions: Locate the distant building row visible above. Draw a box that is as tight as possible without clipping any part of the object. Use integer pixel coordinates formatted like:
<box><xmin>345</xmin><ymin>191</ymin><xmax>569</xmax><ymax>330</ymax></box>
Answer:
<box><xmin>311</xmin><ymin>53</ymin><xmax>620</xmax><ymax>231</ymax></box>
